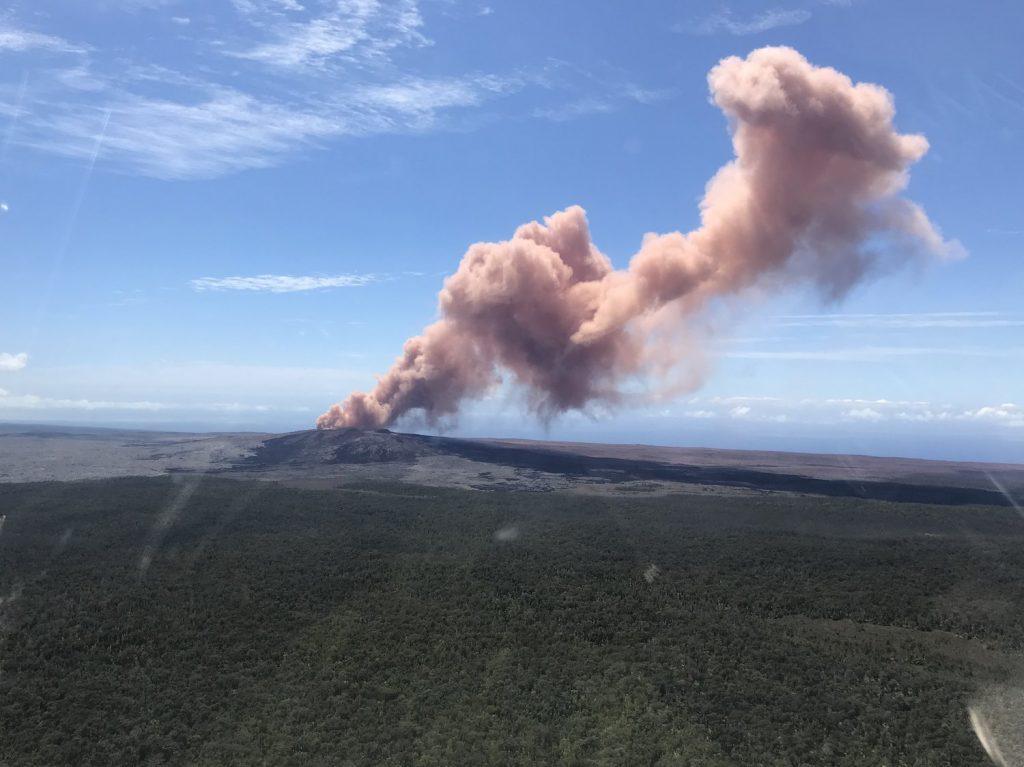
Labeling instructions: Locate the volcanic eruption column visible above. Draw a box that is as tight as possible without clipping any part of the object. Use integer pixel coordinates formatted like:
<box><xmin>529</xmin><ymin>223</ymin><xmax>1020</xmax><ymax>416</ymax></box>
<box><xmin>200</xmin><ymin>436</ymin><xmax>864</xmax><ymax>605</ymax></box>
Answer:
<box><xmin>318</xmin><ymin>47</ymin><xmax>962</xmax><ymax>430</ymax></box>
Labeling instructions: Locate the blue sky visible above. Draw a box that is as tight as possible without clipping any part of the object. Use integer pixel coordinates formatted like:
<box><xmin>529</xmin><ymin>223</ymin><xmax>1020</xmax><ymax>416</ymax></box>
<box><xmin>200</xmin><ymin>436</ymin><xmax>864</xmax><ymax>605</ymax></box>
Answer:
<box><xmin>1</xmin><ymin>0</ymin><xmax>1022</xmax><ymax>461</ymax></box>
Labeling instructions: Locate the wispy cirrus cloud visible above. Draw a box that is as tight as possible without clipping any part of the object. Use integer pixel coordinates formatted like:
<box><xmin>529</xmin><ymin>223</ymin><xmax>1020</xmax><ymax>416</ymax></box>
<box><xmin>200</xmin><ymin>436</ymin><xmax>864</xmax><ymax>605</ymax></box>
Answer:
<box><xmin>0</xmin><ymin>352</ymin><xmax>28</xmax><ymax>372</ymax></box>
<box><xmin>20</xmin><ymin>84</ymin><xmax>339</xmax><ymax>179</ymax></box>
<box><xmin>229</xmin><ymin>0</ymin><xmax>428</xmax><ymax>71</ymax></box>
<box><xmin>0</xmin><ymin>2</ymin><xmax>662</xmax><ymax>179</ymax></box>
<box><xmin>11</xmin><ymin>68</ymin><xmax>528</xmax><ymax>179</ymax></box>
<box><xmin>354</xmin><ymin>73</ymin><xmax>519</xmax><ymax>116</ymax></box>
<box><xmin>190</xmin><ymin>273</ymin><xmax>379</xmax><ymax>293</ymax></box>
<box><xmin>682</xmin><ymin>7</ymin><xmax>812</xmax><ymax>36</ymax></box>
<box><xmin>12</xmin><ymin>62</ymin><xmax>650</xmax><ymax>178</ymax></box>
<box><xmin>230</xmin><ymin>0</ymin><xmax>333</xmax><ymax>19</ymax></box>
<box><xmin>95</xmin><ymin>0</ymin><xmax>181</xmax><ymax>10</ymax></box>
<box><xmin>533</xmin><ymin>84</ymin><xmax>667</xmax><ymax>122</ymax></box>
<box><xmin>0</xmin><ymin>21</ymin><xmax>86</xmax><ymax>54</ymax></box>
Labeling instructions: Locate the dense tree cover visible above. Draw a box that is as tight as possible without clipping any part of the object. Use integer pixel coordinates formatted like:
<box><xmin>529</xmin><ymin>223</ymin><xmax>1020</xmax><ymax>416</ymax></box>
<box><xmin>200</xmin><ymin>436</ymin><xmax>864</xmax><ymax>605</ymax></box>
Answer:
<box><xmin>1</xmin><ymin>476</ymin><xmax>1022</xmax><ymax>766</ymax></box>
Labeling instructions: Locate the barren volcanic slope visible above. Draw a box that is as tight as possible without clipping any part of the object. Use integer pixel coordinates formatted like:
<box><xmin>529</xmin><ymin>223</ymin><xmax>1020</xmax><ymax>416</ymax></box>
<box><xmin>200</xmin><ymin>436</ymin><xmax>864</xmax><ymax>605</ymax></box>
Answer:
<box><xmin>0</xmin><ymin>423</ymin><xmax>269</xmax><ymax>483</ymax></box>
<box><xmin>2</xmin><ymin>423</ymin><xmax>1021</xmax><ymax>506</ymax></box>
<box><xmin>482</xmin><ymin>437</ymin><xmax>1024</xmax><ymax>496</ymax></box>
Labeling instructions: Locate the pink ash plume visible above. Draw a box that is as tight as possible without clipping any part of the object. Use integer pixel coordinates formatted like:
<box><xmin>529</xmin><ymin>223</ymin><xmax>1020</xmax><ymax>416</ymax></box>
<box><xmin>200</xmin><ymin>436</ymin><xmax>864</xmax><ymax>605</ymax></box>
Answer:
<box><xmin>318</xmin><ymin>47</ymin><xmax>961</xmax><ymax>430</ymax></box>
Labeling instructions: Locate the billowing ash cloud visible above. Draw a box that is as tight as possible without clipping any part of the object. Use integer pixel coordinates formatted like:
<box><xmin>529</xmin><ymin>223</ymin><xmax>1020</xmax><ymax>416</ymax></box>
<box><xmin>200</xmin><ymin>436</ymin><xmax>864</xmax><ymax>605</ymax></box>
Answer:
<box><xmin>318</xmin><ymin>47</ymin><xmax>962</xmax><ymax>430</ymax></box>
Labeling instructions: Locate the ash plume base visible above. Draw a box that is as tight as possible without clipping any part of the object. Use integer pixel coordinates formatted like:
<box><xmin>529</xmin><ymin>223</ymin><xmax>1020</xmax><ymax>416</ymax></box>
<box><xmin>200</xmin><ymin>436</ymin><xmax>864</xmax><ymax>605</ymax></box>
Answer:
<box><xmin>318</xmin><ymin>46</ymin><xmax>962</xmax><ymax>431</ymax></box>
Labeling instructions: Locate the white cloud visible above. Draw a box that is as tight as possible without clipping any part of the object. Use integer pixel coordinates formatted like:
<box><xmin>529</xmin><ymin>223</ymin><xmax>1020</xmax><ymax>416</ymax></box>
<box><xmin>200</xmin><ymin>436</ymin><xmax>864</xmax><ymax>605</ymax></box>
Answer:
<box><xmin>675</xmin><ymin>396</ymin><xmax>1024</xmax><ymax>431</ymax></box>
<box><xmin>844</xmin><ymin>407</ymin><xmax>884</xmax><ymax>422</ymax></box>
<box><xmin>98</xmin><ymin>0</ymin><xmax>180</xmax><ymax>9</ymax></box>
<box><xmin>171</xmin><ymin>16</ymin><xmax>191</xmax><ymax>26</ymax></box>
<box><xmin>962</xmin><ymin>404</ymin><xmax>1024</xmax><ymax>428</ymax></box>
<box><xmin>821</xmin><ymin>397</ymin><xmax>928</xmax><ymax>407</ymax></box>
<box><xmin>190</xmin><ymin>273</ymin><xmax>378</xmax><ymax>292</ymax></box>
<box><xmin>230</xmin><ymin>0</ymin><xmax>427</xmax><ymax>71</ymax></box>
<box><xmin>15</xmin><ymin>69</ymin><xmax>532</xmax><ymax>179</ymax></box>
<box><xmin>232</xmin><ymin>1</ymin><xmax>317</xmax><ymax>17</ymax></box>
<box><xmin>686</xmin><ymin>7</ymin><xmax>812</xmax><ymax>36</ymax></box>
<box><xmin>890</xmin><ymin>405</ymin><xmax>1024</xmax><ymax>428</ymax></box>
<box><xmin>707</xmin><ymin>395</ymin><xmax>784</xmax><ymax>405</ymax></box>
<box><xmin>895</xmin><ymin>409</ymin><xmax>952</xmax><ymax>423</ymax></box>
<box><xmin>355</xmin><ymin>74</ymin><xmax>514</xmax><ymax>115</ymax></box>
<box><xmin>0</xmin><ymin>22</ymin><xmax>86</xmax><ymax>54</ymax></box>
<box><xmin>683</xmin><ymin>409</ymin><xmax>717</xmax><ymax>419</ymax></box>
<box><xmin>533</xmin><ymin>97</ymin><xmax>614</xmax><ymax>122</ymax></box>
<box><xmin>0</xmin><ymin>352</ymin><xmax>28</xmax><ymax>372</ymax></box>
<box><xmin>681</xmin><ymin>401</ymin><xmax>796</xmax><ymax>423</ymax></box>
<box><xmin>0</xmin><ymin>4</ymin><xmax>662</xmax><ymax>178</ymax></box>
<box><xmin>533</xmin><ymin>84</ymin><xmax>666</xmax><ymax>122</ymax></box>
<box><xmin>22</xmin><ymin>84</ymin><xmax>340</xmax><ymax>179</ymax></box>
<box><xmin>0</xmin><ymin>202</ymin><xmax>8</xmax><ymax>214</ymax></box>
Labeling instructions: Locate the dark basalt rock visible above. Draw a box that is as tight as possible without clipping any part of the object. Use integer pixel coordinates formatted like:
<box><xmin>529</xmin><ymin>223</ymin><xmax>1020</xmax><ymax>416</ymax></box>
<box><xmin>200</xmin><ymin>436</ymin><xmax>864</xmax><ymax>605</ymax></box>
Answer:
<box><xmin>243</xmin><ymin>428</ymin><xmax>432</xmax><ymax>466</ymax></box>
<box><xmin>236</xmin><ymin>428</ymin><xmax>1015</xmax><ymax>507</ymax></box>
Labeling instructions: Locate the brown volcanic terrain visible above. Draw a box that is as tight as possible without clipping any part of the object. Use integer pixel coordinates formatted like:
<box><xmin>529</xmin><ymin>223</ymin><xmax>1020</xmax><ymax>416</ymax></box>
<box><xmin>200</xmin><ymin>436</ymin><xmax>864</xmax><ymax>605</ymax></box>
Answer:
<box><xmin>1</xmin><ymin>422</ymin><xmax>1021</xmax><ymax>506</ymax></box>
